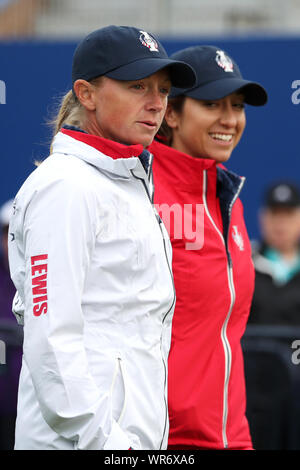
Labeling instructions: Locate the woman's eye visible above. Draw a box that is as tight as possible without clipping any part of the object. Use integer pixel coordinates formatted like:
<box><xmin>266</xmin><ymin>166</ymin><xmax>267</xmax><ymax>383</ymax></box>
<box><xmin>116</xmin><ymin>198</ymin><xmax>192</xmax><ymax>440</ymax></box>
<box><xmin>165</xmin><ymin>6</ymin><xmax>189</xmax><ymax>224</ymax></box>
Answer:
<box><xmin>204</xmin><ymin>101</ymin><xmax>217</xmax><ymax>108</ymax></box>
<box><xmin>131</xmin><ymin>84</ymin><xmax>143</xmax><ymax>90</ymax></box>
<box><xmin>234</xmin><ymin>103</ymin><xmax>245</xmax><ymax>109</ymax></box>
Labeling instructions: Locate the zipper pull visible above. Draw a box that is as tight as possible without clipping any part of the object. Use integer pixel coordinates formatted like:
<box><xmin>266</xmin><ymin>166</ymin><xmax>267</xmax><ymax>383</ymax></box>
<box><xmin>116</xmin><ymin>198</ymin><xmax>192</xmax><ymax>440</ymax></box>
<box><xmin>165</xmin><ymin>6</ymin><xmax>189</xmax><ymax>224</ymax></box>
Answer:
<box><xmin>227</xmin><ymin>251</ymin><xmax>232</xmax><ymax>268</ymax></box>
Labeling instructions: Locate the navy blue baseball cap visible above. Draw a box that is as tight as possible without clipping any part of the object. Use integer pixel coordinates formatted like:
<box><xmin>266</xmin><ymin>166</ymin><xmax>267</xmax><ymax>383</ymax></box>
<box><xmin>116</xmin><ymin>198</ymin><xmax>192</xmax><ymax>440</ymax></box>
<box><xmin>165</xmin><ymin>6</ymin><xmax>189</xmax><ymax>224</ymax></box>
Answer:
<box><xmin>72</xmin><ymin>25</ymin><xmax>196</xmax><ymax>90</ymax></box>
<box><xmin>264</xmin><ymin>182</ymin><xmax>300</xmax><ymax>208</ymax></box>
<box><xmin>169</xmin><ymin>45</ymin><xmax>267</xmax><ymax>106</ymax></box>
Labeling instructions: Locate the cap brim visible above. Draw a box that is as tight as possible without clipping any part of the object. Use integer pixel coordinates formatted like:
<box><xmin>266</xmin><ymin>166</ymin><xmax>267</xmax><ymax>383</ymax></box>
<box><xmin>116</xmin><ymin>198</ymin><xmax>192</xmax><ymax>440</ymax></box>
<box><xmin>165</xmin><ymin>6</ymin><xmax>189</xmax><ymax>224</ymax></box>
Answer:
<box><xmin>170</xmin><ymin>77</ymin><xmax>268</xmax><ymax>106</ymax></box>
<box><xmin>266</xmin><ymin>202</ymin><xmax>300</xmax><ymax>209</ymax></box>
<box><xmin>105</xmin><ymin>58</ymin><xmax>196</xmax><ymax>89</ymax></box>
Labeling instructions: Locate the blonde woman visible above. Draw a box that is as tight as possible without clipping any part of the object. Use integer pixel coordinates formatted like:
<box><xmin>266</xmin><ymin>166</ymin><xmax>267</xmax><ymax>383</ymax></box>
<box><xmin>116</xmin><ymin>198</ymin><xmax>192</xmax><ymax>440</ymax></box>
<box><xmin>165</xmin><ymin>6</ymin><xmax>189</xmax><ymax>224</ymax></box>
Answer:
<box><xmin>8</xmin><ymin>25</ymin><xmax>195</xmax><ymax>450</ymax></box>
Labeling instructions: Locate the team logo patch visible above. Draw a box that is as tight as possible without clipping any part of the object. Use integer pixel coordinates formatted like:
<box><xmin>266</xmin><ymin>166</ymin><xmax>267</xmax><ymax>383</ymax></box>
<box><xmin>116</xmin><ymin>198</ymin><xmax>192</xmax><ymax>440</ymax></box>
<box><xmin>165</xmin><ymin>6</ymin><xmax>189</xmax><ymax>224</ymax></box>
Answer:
<box><xmin>215</xmin><ymin>50</ymin><xmax>233</xmax><ymax>72</ymax></box>
<box><xmin>232</xmin><ymin>225</ymin><xmax>244</xmax><ymax>251</ymax></box>
<box><xmin>139</xmin><ymin>30</ymin><xmax>159</xmax><ymax>52</ymax></box>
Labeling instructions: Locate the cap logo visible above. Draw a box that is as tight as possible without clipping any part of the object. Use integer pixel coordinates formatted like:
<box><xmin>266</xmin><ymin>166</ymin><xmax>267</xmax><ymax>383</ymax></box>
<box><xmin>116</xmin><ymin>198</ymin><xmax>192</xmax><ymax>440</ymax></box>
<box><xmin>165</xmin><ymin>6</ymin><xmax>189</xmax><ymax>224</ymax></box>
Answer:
<box><xmin>273</xmin><ymin>185</ymin><xmax>292</xmax><ymax>202</ymax></box>
<box><xmin>139</xmin><ymin>30</ymin><xmax>159</xmax><ymax>52</ymax></box>
<box><xmin>232</xmin><ymin>225</ymin><xmax>244</xmax><ymax>251</ymax></box>
<box><xmin>215</xmin><ymin>50</ymin><xmax>233</xmax><ymax>72</ymax></box>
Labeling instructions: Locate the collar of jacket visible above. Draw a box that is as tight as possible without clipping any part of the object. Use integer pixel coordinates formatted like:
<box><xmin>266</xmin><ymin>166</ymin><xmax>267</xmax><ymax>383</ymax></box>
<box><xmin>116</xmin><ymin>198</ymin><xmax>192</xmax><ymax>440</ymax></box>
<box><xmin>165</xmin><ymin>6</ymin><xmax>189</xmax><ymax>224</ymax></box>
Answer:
<box><xmin>150</xmin><ymin>139</ymin><xmax>216</xmax><ymax>190</ymax></box>
<box><xmin>150</xmin><ymin>139</ymin><xmax>244</xmax><ymax>199</ymax></box>
<box><xmin>52</xmin><ymin>127</ymin><xmax>153</xmax><ymax>180</ymax></box>
<box><xmin>217</xmin><ymin>165</ymin><xmax>245</xmax><ymax>246</ymax></box>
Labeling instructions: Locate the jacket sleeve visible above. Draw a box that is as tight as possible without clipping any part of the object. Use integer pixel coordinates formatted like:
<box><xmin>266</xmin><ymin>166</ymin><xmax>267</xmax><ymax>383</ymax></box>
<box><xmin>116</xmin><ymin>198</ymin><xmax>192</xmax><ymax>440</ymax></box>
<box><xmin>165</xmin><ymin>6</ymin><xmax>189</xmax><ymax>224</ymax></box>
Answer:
<box><xmin>19</xmin><ymin>176</ymin><xmax>133</xmax><ymax>450</ymax></box>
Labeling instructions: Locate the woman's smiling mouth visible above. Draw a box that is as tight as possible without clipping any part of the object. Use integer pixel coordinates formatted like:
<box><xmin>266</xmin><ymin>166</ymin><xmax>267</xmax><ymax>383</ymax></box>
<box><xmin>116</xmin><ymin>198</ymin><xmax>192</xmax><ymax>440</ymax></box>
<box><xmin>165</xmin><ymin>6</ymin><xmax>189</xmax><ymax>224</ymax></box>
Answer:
<box><xmin>209</xmin><ymin>133</ymin><xmax>234</xmax><ymax>142</ymax></box>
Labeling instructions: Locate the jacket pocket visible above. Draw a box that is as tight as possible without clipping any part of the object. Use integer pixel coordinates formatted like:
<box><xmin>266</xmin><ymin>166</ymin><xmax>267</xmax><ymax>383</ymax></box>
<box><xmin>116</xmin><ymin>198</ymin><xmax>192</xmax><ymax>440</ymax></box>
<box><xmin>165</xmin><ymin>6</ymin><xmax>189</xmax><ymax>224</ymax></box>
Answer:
<box><xmin>110</xmin><ymin>354</ymin><xmax>127</xmax><ymax>425</ymax></box>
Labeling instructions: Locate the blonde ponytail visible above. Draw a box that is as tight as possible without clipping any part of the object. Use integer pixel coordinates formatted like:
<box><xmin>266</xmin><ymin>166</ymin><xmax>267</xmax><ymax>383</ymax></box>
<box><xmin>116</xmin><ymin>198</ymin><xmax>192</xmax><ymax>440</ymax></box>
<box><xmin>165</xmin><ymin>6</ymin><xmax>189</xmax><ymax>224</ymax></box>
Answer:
<box><xmin>53</xmin><ymin>91</ymin><xmax>83</xmax><ymax>135</ymax></box>
<box><xmin>46</xmin><ymin>77</ymin><xmax>104</xmax><ymax>157</ymax></box>
<box><xmin>47</xmin><ymin>90</ymin><xmax>84</xmax><ymax>155</ymax></box>
<box><xmin>35</xmin><ymin>91</ymin><xmax>83</xmax><ymax>166</ymax></box>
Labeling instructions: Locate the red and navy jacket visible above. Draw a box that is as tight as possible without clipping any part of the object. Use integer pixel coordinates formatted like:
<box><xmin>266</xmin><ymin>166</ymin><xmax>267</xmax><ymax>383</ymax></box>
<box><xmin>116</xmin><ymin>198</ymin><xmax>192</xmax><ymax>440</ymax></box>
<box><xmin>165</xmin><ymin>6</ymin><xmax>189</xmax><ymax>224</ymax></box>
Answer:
<box><xmin>149</xmin><ymin>140</ymin><xmax>254</xmax><ymax>450</ymax></box>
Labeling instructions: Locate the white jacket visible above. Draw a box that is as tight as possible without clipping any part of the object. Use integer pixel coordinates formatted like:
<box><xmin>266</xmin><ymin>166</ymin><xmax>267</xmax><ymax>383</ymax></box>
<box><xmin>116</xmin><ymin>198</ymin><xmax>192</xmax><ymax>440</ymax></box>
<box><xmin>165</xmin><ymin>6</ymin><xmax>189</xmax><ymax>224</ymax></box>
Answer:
<box><xmin>8</xmin><ymin>129</ymin><xmax>175</xmax><ymax>450</ymax></box>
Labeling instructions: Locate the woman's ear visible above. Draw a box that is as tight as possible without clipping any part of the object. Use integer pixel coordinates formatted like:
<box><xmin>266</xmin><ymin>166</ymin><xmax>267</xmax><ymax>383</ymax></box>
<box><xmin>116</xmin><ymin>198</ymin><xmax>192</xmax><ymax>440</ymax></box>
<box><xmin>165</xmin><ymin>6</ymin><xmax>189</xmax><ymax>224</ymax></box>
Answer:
<box><xmin>165</xmin><ymin>104</ymin><xmax>180</xmax><ymax>129</ymax></box>
<box><xmin>73</xmin><ymin>79</ymin><xmax>96</xmax><ymax>111</ymax></box>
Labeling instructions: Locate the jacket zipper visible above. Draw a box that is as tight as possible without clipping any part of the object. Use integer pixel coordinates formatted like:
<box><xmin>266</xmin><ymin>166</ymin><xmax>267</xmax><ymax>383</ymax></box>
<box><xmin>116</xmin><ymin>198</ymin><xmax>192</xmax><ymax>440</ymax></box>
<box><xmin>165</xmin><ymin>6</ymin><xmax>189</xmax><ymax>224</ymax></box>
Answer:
<box><xmin>221</xmin><ymin>256</ymin><xmax>235</xmax><ymax>448</ymax></box>
<box><xmin>131</xmin><ymin>161</ymin><xmax>176</xmax><ymax>449</ymax></box>
<box><xmin>157</xmin><ymin>216</ymin><xmax>176</xmax><ymax>449</ymax></box>
<box><xmin>202</xmin><ymin>170</ymin><xmax>244</xmax><ymax>448</ymax></box>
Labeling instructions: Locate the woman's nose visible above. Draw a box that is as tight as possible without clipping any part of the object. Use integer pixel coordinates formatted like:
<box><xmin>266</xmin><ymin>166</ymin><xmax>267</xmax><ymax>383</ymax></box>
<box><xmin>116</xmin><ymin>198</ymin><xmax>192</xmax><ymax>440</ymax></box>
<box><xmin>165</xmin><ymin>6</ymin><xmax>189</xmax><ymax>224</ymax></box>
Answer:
<box><xmin>219</xmin><ymin>104</ymin><xmax>237</xmax><ymax>127</ymax></box>
<box><xmin>146</xmin><ymin>89</ymin><xmax>165</xmax><ymax>112</ymax></box>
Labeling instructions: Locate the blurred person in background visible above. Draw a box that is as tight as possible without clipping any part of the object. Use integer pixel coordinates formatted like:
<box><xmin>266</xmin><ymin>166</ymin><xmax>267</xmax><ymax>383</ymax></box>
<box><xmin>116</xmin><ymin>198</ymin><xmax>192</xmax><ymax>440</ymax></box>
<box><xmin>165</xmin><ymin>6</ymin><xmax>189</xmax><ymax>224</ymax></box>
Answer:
<box><xmin>0</xmin><ymin>198</ymin><xmax>21</xmax><ymax>451</ymax></box>
<box><xmin>245</xmin><ymin>181</ymin><xmax>300</xmax><ymax>451</ymax></box>
<box><xmin>7</xmin><ymin>25</ymin><xmax>196</xmax><ymax>450</ymax></box>
<box><xmin>249</xmin><ymin>181</ymin><xmax>300</xmax><ymax>325</ymax></box>
<box><xmin>149</xmin><ymin>45</ymin><xmax>267</xmax><ymax>450</ymax></box>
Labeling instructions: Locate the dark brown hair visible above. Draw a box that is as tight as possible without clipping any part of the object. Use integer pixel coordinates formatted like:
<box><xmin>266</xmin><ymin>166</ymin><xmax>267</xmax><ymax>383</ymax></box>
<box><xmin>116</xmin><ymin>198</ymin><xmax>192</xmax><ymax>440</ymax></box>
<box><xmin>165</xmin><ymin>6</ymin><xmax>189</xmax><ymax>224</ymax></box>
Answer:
<box><xmin>157</xmin><ymin>95</ymin><xmax>186</xmax><ymax>146</ymax></box>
